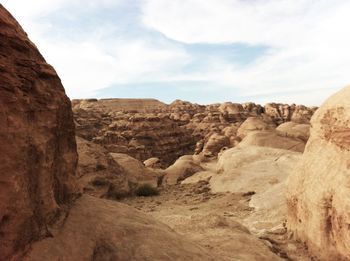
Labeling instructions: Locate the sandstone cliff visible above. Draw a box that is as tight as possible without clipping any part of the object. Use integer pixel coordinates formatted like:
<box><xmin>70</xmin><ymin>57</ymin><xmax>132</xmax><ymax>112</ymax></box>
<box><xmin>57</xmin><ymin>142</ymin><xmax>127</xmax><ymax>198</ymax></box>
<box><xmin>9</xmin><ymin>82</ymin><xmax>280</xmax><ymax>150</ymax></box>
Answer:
<box><xmin>287</xmin><ymin>85</ymin><xmax>350</xmax><ymax>260</ymax></box>
<box><xmin>0</xmin><ymin>5</ymin><xmax>77</xmax><ymax>259</ymax></box>
<box><xmin>73</xmin><ymin>100</ymin><xmax>196</xmax><ymax>167</ymax></box>
<box><xmin>73</xmin><ymin>99</ymin><xmax>316</xmax><ymax>165</ymax></box>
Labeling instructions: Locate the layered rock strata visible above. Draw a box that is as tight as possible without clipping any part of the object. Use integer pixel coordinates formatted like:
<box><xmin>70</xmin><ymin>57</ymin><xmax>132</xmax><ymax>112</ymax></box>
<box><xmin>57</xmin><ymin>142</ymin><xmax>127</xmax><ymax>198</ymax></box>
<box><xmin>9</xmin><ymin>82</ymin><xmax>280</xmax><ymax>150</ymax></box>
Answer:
<box><xmin>73</xmin><ymin>99</ymin><xmax>316</xmax><ymax>165</ymax></box>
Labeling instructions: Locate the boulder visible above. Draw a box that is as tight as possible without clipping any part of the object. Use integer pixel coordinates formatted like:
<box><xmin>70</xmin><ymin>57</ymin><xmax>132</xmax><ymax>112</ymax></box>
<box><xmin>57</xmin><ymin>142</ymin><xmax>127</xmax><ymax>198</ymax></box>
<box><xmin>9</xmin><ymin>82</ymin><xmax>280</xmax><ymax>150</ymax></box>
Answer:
<box><xmin>109</xmin><ymin>153</ymin><xmax>162</xmax><ymax>188</ymax></box>
<box><xmin>276</xmin><ymin>122</ymin><xmax>310</xmax><ymax>142</ymax></box>
<box><xmin>163</xmin><ymin>155</ymin><xmax>203</xmax><ymax>185</ymax></box>
<box><xmin>286</xmin><ymin>85</ymin><xmax>350</xmax><ymax>260</ymax></box>
<box><xmin>76</xmin><ymin>137</ymin><xmax>130</xmax><ymax>199</ymax></box>
<box><xmin>202</xmin><ymin>133</ymin><xmax>230</xmax><ymax>157</ymax></box>
<box><xmin>144</xmin><ymin>157</ymin><xmax>162</xmax><ymax>169</ymax></box>
<box><xmin>237</xmin><ymin>117</ymin><xmax>276</xmax><ymax>139</ymax></box>
<box><xmin>239</xmin><ymin>131</ymin><xmax>306</xmax><ymax>152</ymax></box>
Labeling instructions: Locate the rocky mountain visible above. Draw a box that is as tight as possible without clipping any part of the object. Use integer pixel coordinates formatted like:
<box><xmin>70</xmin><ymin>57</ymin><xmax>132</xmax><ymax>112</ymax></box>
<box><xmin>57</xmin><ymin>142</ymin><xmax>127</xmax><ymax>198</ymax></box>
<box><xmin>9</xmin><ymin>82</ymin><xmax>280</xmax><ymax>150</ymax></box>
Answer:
<box><xmin>73</xmin><ymin>99</ymin><xmax>317</xmax><ymax>167</ymax></box>
<box><xmin>73</xmin><ymin>99</ymin><xmax>196</xmax><ymax>167</ymax></box>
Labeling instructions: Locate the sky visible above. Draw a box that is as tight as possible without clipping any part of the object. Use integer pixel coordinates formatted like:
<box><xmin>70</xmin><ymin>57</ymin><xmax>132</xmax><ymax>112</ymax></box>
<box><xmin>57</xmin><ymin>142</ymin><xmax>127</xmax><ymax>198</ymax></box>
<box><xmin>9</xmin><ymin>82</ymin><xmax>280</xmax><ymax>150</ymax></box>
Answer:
<box><xmin>1</xmin><ymin>0</ymin><xmax>350</xmax><ymax>105</ymax></box>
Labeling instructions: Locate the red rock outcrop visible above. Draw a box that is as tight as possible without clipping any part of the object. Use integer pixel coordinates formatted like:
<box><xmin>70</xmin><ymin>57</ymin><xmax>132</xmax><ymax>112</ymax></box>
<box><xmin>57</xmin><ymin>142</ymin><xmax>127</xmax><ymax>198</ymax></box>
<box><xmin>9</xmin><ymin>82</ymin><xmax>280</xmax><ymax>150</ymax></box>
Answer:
<box><xmin>73</xmin><ymin>99</ymin><xmax>317</xmax><ymax>164</ymax></box>
<box><xmin>286</xmin><ymin>85</ymin><xmax>350</xmax><ymax>260</ymax></box>
<box><xmin>72</xmin><ymin>98</ymin><xmax>167</xmax><ymax>112</ymax></box>
<box><xmin>0</xmin><ymin>5</ymin><xmax>77</xmax><ymax>259</ymax></box>
<box><xmin>73</xmin><ymin>100</ymin><xmax>196</xmax><ymax>167</ymax></box>
<box><xmin>264</xmin><ymin>103</ymin><xmax>317</xmax><ymax>125</ymax></box>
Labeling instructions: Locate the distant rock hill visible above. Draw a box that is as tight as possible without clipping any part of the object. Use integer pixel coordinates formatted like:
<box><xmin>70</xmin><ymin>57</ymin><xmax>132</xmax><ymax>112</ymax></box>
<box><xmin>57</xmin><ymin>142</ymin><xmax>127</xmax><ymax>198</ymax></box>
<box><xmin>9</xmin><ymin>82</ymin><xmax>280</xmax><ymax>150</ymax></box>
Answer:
<box><xmin>72</xmin><ymin>98</ymin><xmax>317</xmax><ymax>166</ymax></box>
<box><xmin>72</xmin><ymin>98</ymin><xmax>167</xmax><ymax>112</ymax></box>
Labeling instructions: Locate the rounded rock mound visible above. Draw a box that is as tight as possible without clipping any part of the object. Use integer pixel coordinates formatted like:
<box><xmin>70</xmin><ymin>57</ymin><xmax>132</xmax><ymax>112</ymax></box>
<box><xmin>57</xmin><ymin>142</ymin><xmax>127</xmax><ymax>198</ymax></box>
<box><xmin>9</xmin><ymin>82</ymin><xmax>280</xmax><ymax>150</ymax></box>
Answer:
<box><xmin>286</xmin><ymin>85</ymin><xmax>350</xmax><ymax>260</ymax></box>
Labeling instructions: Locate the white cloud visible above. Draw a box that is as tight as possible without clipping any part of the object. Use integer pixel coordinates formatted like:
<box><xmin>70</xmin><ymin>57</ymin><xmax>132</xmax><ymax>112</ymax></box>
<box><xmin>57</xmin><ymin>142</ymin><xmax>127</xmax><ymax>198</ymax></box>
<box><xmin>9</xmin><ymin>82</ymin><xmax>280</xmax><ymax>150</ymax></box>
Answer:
<box><xmin>1</xmin><ymin>0</ymin><xmax>350</xmax><ymax>104</ymax></box>
<box><xmin>0</xmin><ymin>0</ymin><xmax>192</xmax><ymax>98</ymax></box>
<box><xmin>40</xmin><ymin>38</ymin><xmax>191</xmax><ymax>97</ymax></box>
<box><xmin>142</xmin><ymin>0</ymin><xmax>339</xmax><ymax>46</ymax></box>
<box><xmin>142</xmin><ymin>0</ymin><xmax>350</xmax><ymax>105</ymax></box>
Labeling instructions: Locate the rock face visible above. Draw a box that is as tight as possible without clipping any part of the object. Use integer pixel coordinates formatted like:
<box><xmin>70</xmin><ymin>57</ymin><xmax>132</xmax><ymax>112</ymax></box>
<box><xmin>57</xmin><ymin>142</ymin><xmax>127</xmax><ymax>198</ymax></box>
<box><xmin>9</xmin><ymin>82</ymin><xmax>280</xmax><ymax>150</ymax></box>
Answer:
<box><xmin>239</xmin><ymin>130</ymin><xmax>306</xmax><ymax>152</ymax></box>
<box><xmin>211</xmin><ymin>146</ymin><xmax>301</xmax><ymax>233</ymax></box>
<box><xmin>276</xmin><ymin>122</ymin><xmax>310</xmax><ymax>142</ymax></box>
<box><xmin>0</xmin><ymin>5</ymin><xmax>77</xmax><ymax>259</ymax></box>
<box><xmin>73</xmin><ymin>100</ymin><xmax>196</xmax><ymax>167</ymax></box>
<box><xmin>163</xmin><ymin>155</ymin><xmax>203</xmax><ymax>185</ymax></box>
<box><xmin>72</xmin><ymin>98</ymin><xmax>167</xmax><ymax>112</ymax></box>
<box><xmin>24</xmin><ymin>195</ymin><xmax>218</xmax><ymax>261</ymax></box>
<box><xmin>73</xmin><ymin>99</ymin><xmax>316</xmax><ymax>165</ymax></box>
<box><xmin>237</xmin><ymin>117</ymin><xmax>276</xmax><ymax>139</ymax></box>
<box><xmin>77</xmin><ymin>137</ymin><xmax>164</xmax><ymax>199</ymax></box>
<box><xmin>264</xmin><ymin>103</ymin><xmax>316</xmax><ymax>124</ymax></box>
<box><xmin>286</xmin><ymin>85</ymin><xmax>350</xmax><ymax>260</ymax></box>
<box><xmin>76</xmin><ymin>137</ymin><xmax>129</xmax><ymax>199</ymax></box>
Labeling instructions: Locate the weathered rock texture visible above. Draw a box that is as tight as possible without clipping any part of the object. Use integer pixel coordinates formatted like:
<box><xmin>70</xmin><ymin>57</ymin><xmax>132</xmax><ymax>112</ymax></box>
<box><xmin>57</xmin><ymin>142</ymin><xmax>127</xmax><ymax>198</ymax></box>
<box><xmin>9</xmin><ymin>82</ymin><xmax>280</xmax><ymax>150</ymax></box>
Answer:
<box><xmin>73</xmin><ymin>99</ymin><xmax>316</xmax><ymax>165</ymax></box>
<box><xmin>286</xmin><ymin>85</ymin><xmax>350</xmax><ymax>261</ymax></box>
<box><xmin>73</xmin><ymin>100</ymin><xmax>196</xmax><ymax>167</ymax></box>
<box><xmin>71</xmin><ymin>98</ymin><xmax>167</xmax><ymax>112</ymax></box>
<box><xmin>0</xmin><ymin>5</ymin><xmax>77</xmax><ymax>259</ymax></box>
<box><xmin>24</xmin><ymin>195</ymin><xmax>219</xmax><ymax>261</ymax></box>
<box><xmin>76</xmin><ymin>137</ymin><xmax>128</xmax><ymax>199</ymax></box>
<box><xmin>77</xmin><ymin>137</ymin><xmax>164</xmax><ymax>200</ymax></box>
<box><xmin>163</xmin><ymin>155</ymin><xmax>203</xmax><ymax>185</ymax></box>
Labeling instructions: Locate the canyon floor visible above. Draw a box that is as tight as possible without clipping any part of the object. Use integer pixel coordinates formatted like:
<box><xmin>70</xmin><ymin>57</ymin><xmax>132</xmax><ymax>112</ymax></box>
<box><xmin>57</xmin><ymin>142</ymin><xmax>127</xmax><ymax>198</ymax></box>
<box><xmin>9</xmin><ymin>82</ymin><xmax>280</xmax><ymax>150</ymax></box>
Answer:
<box><xmin>121</xmin><ymin>160</ymin><xmax>315</xmax><ymax>261</ymax></box>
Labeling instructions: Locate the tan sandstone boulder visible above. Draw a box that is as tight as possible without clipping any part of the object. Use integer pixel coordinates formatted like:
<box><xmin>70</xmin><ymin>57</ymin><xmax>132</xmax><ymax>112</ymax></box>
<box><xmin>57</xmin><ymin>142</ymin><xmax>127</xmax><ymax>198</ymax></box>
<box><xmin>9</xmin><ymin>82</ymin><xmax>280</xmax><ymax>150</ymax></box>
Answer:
<box><xmin>163</xmin><ymin>155</ymin><xmax>203</xmax><ymax>185</ymax></box>
<box><xmin>202</xmin><ymin>133</ymin><xmax>230</xmax><ymax>157</ymax></box>
<box><xmin>211</xmin><ymin>146</ymin><xmax>301</xmax><ymax>233</ymax></box>
<box><xmin>276</xmin><ymin>122</ymin><xmax>310</xmax><ymax>142</ymax></box>
<box><xmin>237</xmin><ymin>117</ymin><xmax>276</xmax><ymax>139</ymax></box>
<box><xmin>144</xmin><ymin>157</ymin><xmax>162</xmax><ymax>168</ymax></box>
<box><xmin>109</xmin><ymin>153</ymin><xmax>163</xmax><ymax>188</ymax></box>
<box><xmin>239</xmin><ymin>130</ymin><xmax>306</xmax><ymax>152</ymax></box>
<box><xmin>286</xmin><ymin>85</ymin><xmax>350</xmax><ymax>261</ymax></box>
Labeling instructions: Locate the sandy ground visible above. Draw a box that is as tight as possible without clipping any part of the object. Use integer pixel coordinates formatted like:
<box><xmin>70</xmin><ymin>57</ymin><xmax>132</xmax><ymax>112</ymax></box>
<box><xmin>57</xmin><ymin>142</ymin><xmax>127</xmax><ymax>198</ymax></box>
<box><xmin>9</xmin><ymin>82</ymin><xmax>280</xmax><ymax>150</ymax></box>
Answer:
<box><xmin>121</xmin><ymin>177</ymin><xmax>315</xmax><ymax>261</ymax></box>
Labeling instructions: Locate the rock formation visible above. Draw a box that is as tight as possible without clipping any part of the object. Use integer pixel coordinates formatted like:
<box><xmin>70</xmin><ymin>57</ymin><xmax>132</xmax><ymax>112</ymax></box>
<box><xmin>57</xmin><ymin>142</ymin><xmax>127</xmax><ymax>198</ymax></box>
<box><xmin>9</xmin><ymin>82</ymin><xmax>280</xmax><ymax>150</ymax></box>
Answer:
<box><xmin>286</xmin><ymin>85</ymin><xmax>350</xmax><ymax>260</ymax></box>
<box><xmin>212</xmin><ymin>146</ymin><xmax>302</xmax><ymax>233</ymax></box>
<box><xmin>239</xmin><ymin>131</ymin><xmax>306</xmax><ymax>152</ymax></box>
<box><xmin>237</xmin><ymin>116</ymin><xmax>276</xmax><ymax>139</ymax></box>
<box><xmin>72</xmin><ymin>98</ymin><xmax>167</xmax><ymax>112</ymax></box>
<box><xmin>264</xmin><ymin>103</ymin><xmax>316</xmax><ymax>124</ymax></box>
<box><xmin>0</xmin><ymin>5</ymin><xmax>78</xmax><ymax>259</ymax></box>
<box><xmin>24</xmin><ymin>195</ymin><xmax>219</xmax><ymax>261</ymax></box>
<box><xmin>73</xmin><ymin>100</ymin><xmax>196</xmax><ymax>167</ymax></box>
<box><xmin>76</xmin><ymin>137</ymin><xmax>129</xmax><ymax>199</ymax></box>
<box><xmin>163</xmin><ymin>155</ymin><xmax>203</xmax><ymax>185</ymax></box>
<box><xmin>276</xmin><ymin>122</ymin><xmax>310</xmax><ymax>142</ymax></box>
<box><xmin>73</xmin><ymin>99</ymin><xmax>316</xmax><ymax>165</ymax></box>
